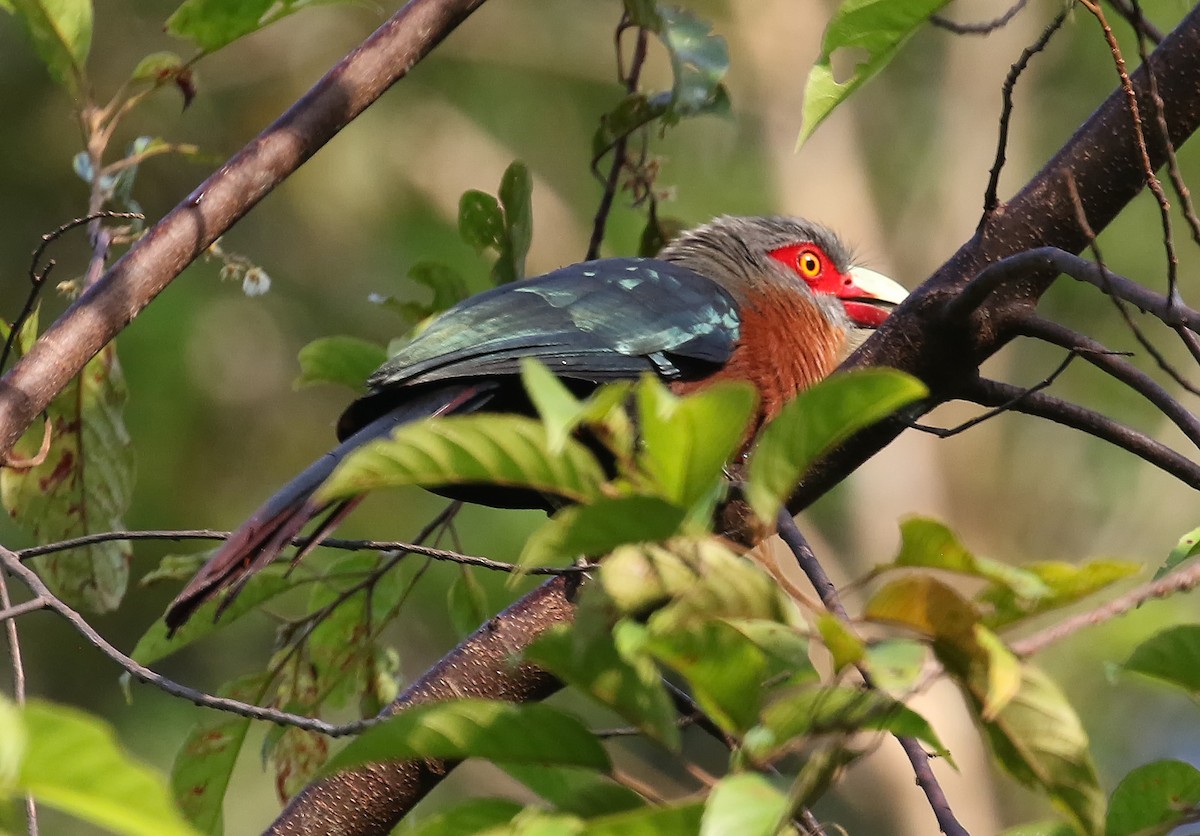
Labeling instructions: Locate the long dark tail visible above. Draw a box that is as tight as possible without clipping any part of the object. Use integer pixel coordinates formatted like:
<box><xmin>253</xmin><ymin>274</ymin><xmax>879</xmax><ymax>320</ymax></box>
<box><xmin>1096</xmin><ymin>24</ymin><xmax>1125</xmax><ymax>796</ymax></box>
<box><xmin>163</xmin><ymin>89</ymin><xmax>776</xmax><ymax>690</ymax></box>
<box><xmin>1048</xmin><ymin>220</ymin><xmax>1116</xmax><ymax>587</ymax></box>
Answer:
<box><xmin>164</xmin><ymin>383</ymin><xmax>488</xmax><ymax>634</ymax></box>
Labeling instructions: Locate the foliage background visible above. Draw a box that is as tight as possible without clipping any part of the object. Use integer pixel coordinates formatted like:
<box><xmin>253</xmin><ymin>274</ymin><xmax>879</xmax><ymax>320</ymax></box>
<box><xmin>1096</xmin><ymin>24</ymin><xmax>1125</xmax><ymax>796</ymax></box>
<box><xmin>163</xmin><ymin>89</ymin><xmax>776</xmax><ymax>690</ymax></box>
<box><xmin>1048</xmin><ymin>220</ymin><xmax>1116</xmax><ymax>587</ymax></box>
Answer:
<box><xmin>0</xmin><ymin>0</ymin><xmax>1198</xmax><ymax>832</ymax></box>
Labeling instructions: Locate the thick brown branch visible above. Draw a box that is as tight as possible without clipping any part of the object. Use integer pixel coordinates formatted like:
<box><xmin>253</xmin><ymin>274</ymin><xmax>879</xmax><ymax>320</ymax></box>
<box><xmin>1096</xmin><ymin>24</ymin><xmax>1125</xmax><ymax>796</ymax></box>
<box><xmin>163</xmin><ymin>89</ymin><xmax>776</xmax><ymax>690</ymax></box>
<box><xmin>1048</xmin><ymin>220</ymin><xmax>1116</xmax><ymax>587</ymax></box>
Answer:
<box><xmin>0</xmin><ymin>0</ymin><xmax>489</xmax><ymax>459</ymax></box>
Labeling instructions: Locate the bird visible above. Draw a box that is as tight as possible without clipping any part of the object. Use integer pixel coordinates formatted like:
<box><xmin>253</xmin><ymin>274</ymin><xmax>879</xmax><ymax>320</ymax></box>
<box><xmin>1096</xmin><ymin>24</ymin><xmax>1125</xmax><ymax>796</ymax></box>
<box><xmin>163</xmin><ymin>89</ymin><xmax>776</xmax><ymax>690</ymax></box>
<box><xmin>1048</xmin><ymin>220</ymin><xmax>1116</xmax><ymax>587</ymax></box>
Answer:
<box><xmin>164</xmin><ymin>215</ymin><xmax>907</xmax><ymax>633</ymax></box>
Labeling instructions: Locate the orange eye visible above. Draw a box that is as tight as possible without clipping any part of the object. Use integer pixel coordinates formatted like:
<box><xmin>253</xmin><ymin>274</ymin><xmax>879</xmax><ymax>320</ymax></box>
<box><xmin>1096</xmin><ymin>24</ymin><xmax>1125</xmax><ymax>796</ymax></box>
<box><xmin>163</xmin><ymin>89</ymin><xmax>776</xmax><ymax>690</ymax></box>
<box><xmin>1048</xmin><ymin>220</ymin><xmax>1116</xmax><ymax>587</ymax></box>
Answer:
<box><xmin>797</xmin><ymin>249</ymin><xmax>822</xmax><ymax>279</ymax></box>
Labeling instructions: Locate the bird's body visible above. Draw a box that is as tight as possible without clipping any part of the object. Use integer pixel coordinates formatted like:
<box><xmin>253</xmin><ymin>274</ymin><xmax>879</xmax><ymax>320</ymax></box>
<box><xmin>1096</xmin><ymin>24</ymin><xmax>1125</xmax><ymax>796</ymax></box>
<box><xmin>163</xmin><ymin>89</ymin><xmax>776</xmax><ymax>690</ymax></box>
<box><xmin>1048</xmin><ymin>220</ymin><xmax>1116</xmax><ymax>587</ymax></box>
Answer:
<box><xmin>164</xmin><ymin>216</ymin><xmax>906</xmax><ymax>632</ymax></box>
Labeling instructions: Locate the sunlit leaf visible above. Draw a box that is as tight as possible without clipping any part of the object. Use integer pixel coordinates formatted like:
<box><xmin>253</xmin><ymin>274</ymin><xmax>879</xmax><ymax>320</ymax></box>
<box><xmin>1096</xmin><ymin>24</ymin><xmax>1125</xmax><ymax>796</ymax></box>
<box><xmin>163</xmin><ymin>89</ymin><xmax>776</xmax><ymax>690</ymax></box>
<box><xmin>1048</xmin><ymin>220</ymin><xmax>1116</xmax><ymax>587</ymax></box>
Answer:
<box><xmin>520</xmin><ymin>496</ymin><xmax>687</xmax><ymax>568</ymax></box>
<box><xmin>996</xmin><ymin>821</ymin><xmax>1076</xmax><ymax>836</ymax></box>
<box><xmin>401</xmin><ymin>798</ymin><xmax>522</xmax><ymax>835</ymax></box>
<box><xmin>295</xmin><ymin>335</ymin><xmax>386</xmax><ymax>390</ymax></box>
<box><xmin>322</xmin><ymin>700</ymin><xmax>609</xmax><ymax>776</ymax></box>
<box><xmin>1124</xmin><ymin>624</ymin><xmax>1200</xmax><ymax>694</ymax></box>
<box><xmin>980</xmin><ymin>666</ymin><xmax>1104</xmax><ymax>835</ymax></box>
<box><xmin>636</xmin><ymin>377</ymin><xmax>757</xmax><ymax>516</ymax></box>
<box><xmin>521</xmin><ymin>358</ymin><xmax>585</xmax><ymax>453</ymax></box>
<box><xmin>892</xmin><ymin>517</ymin><xmax>1050</xmax><ymax>600</ymax></box>
<box><xmin>645</xmin><ymin>620</ymin><xmax>768</xmax><ymax>734</ymax></box>
<box><xmin>745</xmin><ymin>369</ymin><xmax>925</xmax><ymax>522</ymax></box>
<box><xmin>1106</xmin><ymin>759</ymin><xmax>1200</xmax><ymax>836</ymax></box>
<box><xmin>171</xmin><ymin>674</ymin><xmax>268</xmax><ymax>831</ymax></box>
<box><xmin>700</xmin><ymin>773</ymin><xmax>788</xmax><ymax>836</ymax></box>
<box><xmin>527</xmin><ymin>624</ymin><xmax>680</xmax><ymax>748</ymax></box>
<box><xmin>864</xmin><ymin>639</ymin><xmax>927</xmax><ymax>694</ymax></box>
<box><xmin>982</xmin><ymin>559</ymin><xmax>1140</xmax><ymax>629</ymax></box>
<box><xmin>759</xmin><ymin>685</ymin><xmax>951</xmax><ymax>763</ymax></box>
<box><xmin>722</xmin><ymin>619</ymin><xmax>816</xmax><ymax>683</ymax></box>
<box><xmin>130</xmin><ymin>50</ymin><xmax>183</xmax><ymax>82</ymax></box>
<box><xmin>166</xmin><ymin>0</ymin><xmax>352</xmax><ymax>52</ymax></box>
<box><xmin>316</xmin><ymin>413</ymin><xmax>607</xmax><ymax>505</ymax></box>
<box><xmin>816</xmin><ymin>613</ymin><xmax>865</xmax><ymax>673</ymax></box>
<box><xmin>13</xmin><ymin>699</ymin><xmax>196</xmax><ymax>835</ymax></box>
<box><xmin>1155</xmin><ymin>525</ymin><xmax>1200</xmax><ymax>578</ymax></box>
<box><xmin>501</xmin><ymin>764</ymin><xmax>645</xmax><ymax>818</ymax></box>
<box><xmin>797</xmin><ymin>0</ymin><xmax>951</xmax><ymax>145</ymax></box>
<box><xmin>579</xmin><ymin>802</ymin><xmax>704</xmax><ymax>836</ymax></box>
<box><xmin>2</xmin><ymin>342</ymin><xmax>134</xmax><ymax>612</ymax></box>
<box><xmin>9</xmin><ymin>0</ymin><xmax>91</xmax><ymax>91</ymax></box>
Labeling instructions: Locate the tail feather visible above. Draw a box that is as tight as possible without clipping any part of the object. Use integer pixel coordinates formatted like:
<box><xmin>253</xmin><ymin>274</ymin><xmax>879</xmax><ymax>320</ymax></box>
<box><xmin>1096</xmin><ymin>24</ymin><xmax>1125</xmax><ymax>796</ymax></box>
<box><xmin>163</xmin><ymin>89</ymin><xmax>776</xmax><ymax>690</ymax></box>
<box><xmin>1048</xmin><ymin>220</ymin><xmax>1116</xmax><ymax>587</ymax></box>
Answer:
<box><xmin>164</xmin><ymin>383</ymin><xmax>489</xmax><ymax>634</ymax></box>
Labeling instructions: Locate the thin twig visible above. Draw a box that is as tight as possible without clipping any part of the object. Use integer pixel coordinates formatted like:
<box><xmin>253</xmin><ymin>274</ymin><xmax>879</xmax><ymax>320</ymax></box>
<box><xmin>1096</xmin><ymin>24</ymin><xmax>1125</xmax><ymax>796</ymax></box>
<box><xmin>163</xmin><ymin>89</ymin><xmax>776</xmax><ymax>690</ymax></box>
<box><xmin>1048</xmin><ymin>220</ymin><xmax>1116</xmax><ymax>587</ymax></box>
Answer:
<box><xmin>962</xmin><ymin>376</ymin><xmax>1200</xmax><ymax>489</ymax></box>
<box><xmin>775</xmin><ymin>512</ymin><xmax>969</xmax><ymax>836</ymax></box>
<box><xmin>1013</xmin><ymin>556</ymin><xmax>1200</xmax><ymax>656</ymax></box>
<box><xmin>0</xmin><ymin>570</ymin><xmax>37</xmax><ymax>835</ymax></box>
<box><xmin>0</xmin><ymin>545</ymin><xmax>385</xmax><ymax>736</ymax></box>
<box><xmin>981</xmin><ymin>8</ymin><xmax>1070</xmax><ymax>220</ymax></box>
<box><xmin>16</xmin><ymin>528</ymin><xmax>592</xmax><ymax>576</ymax></box>
<box><xmin>932</xmin><ymin>0</ymin><xmax>1029</xmax><ymax>36</ymax></box>
<box><xmin>1106</xmin><ymin>0</ymin><xmax>1164</xmax><ymax>43</ymax></box>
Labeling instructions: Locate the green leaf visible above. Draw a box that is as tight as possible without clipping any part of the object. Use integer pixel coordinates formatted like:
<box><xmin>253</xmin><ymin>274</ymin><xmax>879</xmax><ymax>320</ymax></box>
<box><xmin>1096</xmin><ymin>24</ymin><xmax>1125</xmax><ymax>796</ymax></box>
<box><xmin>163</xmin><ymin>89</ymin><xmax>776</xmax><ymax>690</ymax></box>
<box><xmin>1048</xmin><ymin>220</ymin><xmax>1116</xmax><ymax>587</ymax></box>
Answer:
<box><xmin>272</xmin><ymin>727</ymin><xmax>329</xmax><ymax>802</ymax></box>
<box><xmin>171</xmin><ymin>674</ymin><xmax>267</xmax><ymax>831</ymax></box>
<box><xmin>980</xmin><ymin>666</ymin><xmax>1103</xmax><ymax>835</ymax></box>
<box><xmin>305</xmin><ymin>553</ymin><xmax>381</xmax><ymax>710</ymax></box>
<box><xmin>316</xmin><ymin>413</ymin><xmax>608</xmax><ymax>505</ymax></box>
<box><xmin>746</xmin><ymin>369</ymin><xmax>926</xmax><ymax>521</ymax></box>
<box><xmin>322</xmin><ymin>700</ymin><xmax>610</xmax><ymax>776</ymax></box>
<box><xmin>644</xmin><ymin>620</ymin><xmax>768</xmax><ymax>735</ymax></box>
<box><xmin>165</xmin><ymin>0</ymin><xmax>339</xmax><ymax>53</ymax></box>
<box><xmin>580</xmin><ymin>802</ymin><xmax>704</xmax><ymax>836</ymax></box>
<box><xmin>892</xmin><ymin>517</ymin><xmax>1051</xmax><ymax>600</ymax></box>
<box><xmin>1124</xmin><ymin>624</ymin><xmax>1200</xmax><ymax>694</ymax></box>
<box><xmin>594</xmin><ymin>94</ymin><xmax>667</xmax><ymax>159</ymax></box>
<box><xmin>295</xmin><ymin>335</ymin><xmax>387</xmax><ymax>390</ymax></box>
<box><xmin>982</xmin><ymin>558</ymin><xmax>1140</xmax><ymax>629</ymax></box>
<box><xmin>401</xmin><ymin>798</ymin><xmax>523</xmax><ymax>835</ymax></box>
<box><xmin>1</xmin><ymin>342</ymin><xmax>134</xmax><ymax>612</ymax></box>
<box><xmin>527</xmin><ymin>624</ymin><xmax>680</xmax><ymax>748</ymax></box>
<box><xmin>408</xmin><ymin>260</ymin><xmax>470</xmax><ymax>314</ymax></box>
<box><xmin>1155</xmin><ymin>525</ymin><xmax>1200</xmax><ymax>578</ymax></box>
<box><xmin>1106</xmin><ymin>759</ymin><xmax>1200</xmax><ymax>836</ymax></box>
<box><xmin>759</xmin><ymin>685</ymin><xmax>951</xmax><ymax>763</ymax></box>
<box><xmin>521</xmin><ymin>358</ymin><xmax>585</xmax><ymax>453</ymax></box>
<box><xmin>501</xmin><ymin>764</ymin><xmax>645</xmax><ymax>818</ymax></box>
<box><xmin>520</xmin><ymin>496</ymin><xmax>687</xmax><ymax>568</ymax></box>
<box><xmin>797</xmin><ymin>0</ymin><xmax>952</xmax><ymax>145</ymax></box>
<box><xmin>636</xmin><ymin>377</ymin><xmax>757</xmax><ymax>516</ymax></box>
<box><xmin>996</xmin><ymin>821</ymin><xmax>1077</xmax><ymax>836</ymax></box>
<box><xmin>700</xmin><ymin>773</ymin><xmax>789</xmax><ymax>836</ymax></box>
<box><xmin>447</xmin><ymin>567</ymin><xmax>489</xmax><ymax>638</ymax></box>
<box><xmin>722</xmin><ymin>619</ymin><xmax>816</xmax><ymax>684</ymax></box>
<box><xmin>495</xmin><ymin>161</ymin><xmax>533</xmax><ymax>284</ymax></box>
<box><xmin>12</xmin><ymin>698</ymin><xmax>196</xmax><ymax>835</ymax></box>
<box><xmin>10</xmin><ymin>0</ymin><xmax>91</xmax><ymax>91</ymax></box>
<box><xmin>655</xmin><ymin>7</ymin><xmax>729</xmax><ymax>121</ymax></box>
<box><xmin>815</xmin><ymin>613</ymin><xmax>865</xmax><ymax>673</ymax></box>
<box><xmin>132</xmin><ymin>567</ymin><xmax>295</xmax><ymax>665</ymax></box>
<box><xmin>130</xmin><ymin>50</ymin><xmax>183</xmax><ymax>82</ymax></box>
<box><xmin>864</xmin><ymin>639</ymin><xmax>927</xmax><ymax>693</ymax></box>
<box><xmin>458</xmin><ymin>190</ymin><xmax>504</xmax><ymax>253</ymax></box>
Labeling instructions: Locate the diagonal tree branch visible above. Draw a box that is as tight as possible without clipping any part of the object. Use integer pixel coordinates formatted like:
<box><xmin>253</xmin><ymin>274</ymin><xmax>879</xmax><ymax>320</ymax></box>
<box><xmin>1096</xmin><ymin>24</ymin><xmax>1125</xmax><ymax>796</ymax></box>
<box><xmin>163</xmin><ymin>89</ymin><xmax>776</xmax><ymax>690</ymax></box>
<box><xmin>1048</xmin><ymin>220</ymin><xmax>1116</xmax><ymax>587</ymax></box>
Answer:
<box><xmin>0</xmin><ymin>0</ymin><xmax>490</xmax><ymax>459</ymax></box>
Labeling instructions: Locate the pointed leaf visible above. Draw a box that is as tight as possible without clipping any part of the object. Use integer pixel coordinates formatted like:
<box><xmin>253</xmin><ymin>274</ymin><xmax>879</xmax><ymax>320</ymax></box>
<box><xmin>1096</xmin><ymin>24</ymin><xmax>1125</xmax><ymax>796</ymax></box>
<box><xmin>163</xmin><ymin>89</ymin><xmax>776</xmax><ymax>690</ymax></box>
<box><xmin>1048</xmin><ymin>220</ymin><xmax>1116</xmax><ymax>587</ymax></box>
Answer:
<box><xmin>405</xmin><ymin>798</ymin><xmax>523</xmax><ymax>835</ymax></box>
<box><xmin>316</xmin><ymin>414</ymin><xmax>607</xmax><ymax>505</ymax></box>
<box><xmin>526</xmin><ymin>624</ymin><xmax>680</xmax><ymax>748</ymax></box>
<box><xmin>521</xmin><ymin>358</ymin><xmax>585</xmax><ymax>453</ymax></box>
<box><xmin>982</xmin><ymin>558</ymin><xmax>1140</xmax><ymax>629</ymax></box>
<box><xmin>980</xmin><ymin>666</ymin><xmax>1103</xmax><ymax>835</ymax></box>
<box><xmin>15</xmin><ymin>699</ymin><xmax>196</xmax><ymax>835</ymax></box>
<box><xmin>10</xmin><ymin>0</ymin><xmax>91</xmax><ymax>91</ymax></box>
<box><xmin>1124</xmin><ymin>624</ymin><xmax>1200</xmax><ymax>694</ymax></box>
<box><xmin>500</xmin><ymin>764</ymin><xmax>645</xmax><ymax>818</ymax></box>
<box><xmin>580</xmin><ymin>802</ymin><xmax>704</xmax><ymax>836</ymax></box>
<box><xmin>1</xmin><ymin>342</ymin><xmax>134</xmax><ymax>612</ymax></box>
<box><xmin>655</xmin><ymin>7</ymin><xmax>729</xmax><ymax>120</ymax></box>
<box><xmin>1155</xmin><ymin>525</ymin><xmax>1200</xmax><ymax>579</ymax></box>
<box><xmin>1106</xmin><ymin>759</ymin><xmax>1200</xmax><ymax>836</ymax></box>
<box><xmin>322</xmin><ymin>700</ymin><xmax>610</xmax><ymax>776</ymax></box>
<box><xmin>700</xmin><ymin>773</ymin><xmax>788</xmax><ymax>836</ymax></box>
<box><xmin>495</xmin><ymin>161</ymin><xmax>533</xmax><ymax>284</ymax></box>
<box><xmin>798</xmin><ymin>0</ymin><xmax>952</xmax><ymax>145</ymax></box>
<box><xmin>458</xmin><ymin>190</ymin><xmax>504</xmax><ymax>253</ymax></box>
<box><xmin>746</xmin><ymin>369</ymin><xmax>925</xmax><ymax>522</ymax></box>
<box><xmin>893</xmin><ymin>517</ymin><xmax>1050</xmax><ymax>599</ymax></box>
<box><xmin>295</xmin><ymin>336</ymin><xmax>386</xmax><ymax>390</ymax></box>
<box><xmin>520</xmin><ymin>496</ymin><xmax>687</xmax><ymax>568</ymax></box>
<box><xmin>816</xmin><ymin>613</ymin><xmax>865</xmax><ymax>673</ymax></box>
<box><xmin>447</xmin><ymin>568</ymin><xmax>489</xmax><ymax>638</ymax></box>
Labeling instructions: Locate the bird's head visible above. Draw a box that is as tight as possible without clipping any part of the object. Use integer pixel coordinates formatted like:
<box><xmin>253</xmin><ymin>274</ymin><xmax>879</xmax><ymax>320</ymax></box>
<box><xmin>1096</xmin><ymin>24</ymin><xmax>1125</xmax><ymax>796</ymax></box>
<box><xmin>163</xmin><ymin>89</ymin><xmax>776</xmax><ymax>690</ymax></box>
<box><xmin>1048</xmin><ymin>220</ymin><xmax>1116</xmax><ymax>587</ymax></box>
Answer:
<box><xmin>658</xmin><ymin>215</ymin><xmax>908</xmax><ymax>331</ymax></box>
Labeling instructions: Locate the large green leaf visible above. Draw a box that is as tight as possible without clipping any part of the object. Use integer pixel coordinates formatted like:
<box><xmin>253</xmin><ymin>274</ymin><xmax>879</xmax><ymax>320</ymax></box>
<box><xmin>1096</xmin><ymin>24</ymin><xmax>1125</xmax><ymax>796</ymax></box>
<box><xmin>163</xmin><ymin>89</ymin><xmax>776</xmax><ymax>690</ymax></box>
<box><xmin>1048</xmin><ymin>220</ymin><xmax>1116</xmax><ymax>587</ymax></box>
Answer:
<box><xmin>1106</xmin><ymin>759</ymin><xmax>1200</xmax><ymax>836</ymax></box>
<box><xmin>500</xmin><ymin>764</ymin><xmax>646</xmax><ymax>818</ymax></box>
<box><xmin>166</xmin><ymin>0</ymin><xmax>354</xmax><ymax>53</ymax></box>
<box><xmin>171</xmin><ymin>674</ymin><xmax>268</xmax><ymax>832</ymax></box>
<box><xmin>581</xmin><ymin>802</ymin><xmax>705</xmax><ymax>836</ymax></box>
<box><xmin>2</xmin><ymin>341</ymin><xmax>135</xmax><ymax>612</ymax></box>
<box><xmin>745</xmin><ymin>369</ymin><xmax>925</xmax><ymax>522</ymax></box>
<box><xmin>982</xmin><ymin>558</ymin><xmax>1139</xmax><ymax>629</ymax></box>
<box><xmin>700</xmin><ymin>773</ymin><xmax>789</xmax><ymax>836</ymax></box>
<box><xmin>798</xmin><ymin>0</ymin><xmax>952</xmax><ymax>145</ymax></box>
<box><xmin>315</xmin><ymin>413</ymin><xmax>607</xmax><ymax>505</ymax></box>
<box><xmin>527</xmin><ymin>624</ymin><xmax>680</xmax><ymax>748</ymax></box>
<box><xmin>980</xmin><ymin>666</ymin><xmax>1104</xmax><ymax>835</ymax></box>
<box><xmin>401</xmin><ymin>798</ymin><xmax>522</xmax><ymax>835</ymax></box>
<box><xmin>322</xmin><ymin>700</ymin><xmax>610</xmax><ymax>776</ymax></box>
<box><xmin>295</xmin><ymin>335</ymin><xmax>386</xmax><ymax>390</ymax></box>
<box><xmin>892</xmin><ymin>517</ymin><xmax>1050</xmax><ymax>600</ymax></box>
<box><xmin>1124</xmin><ymin>624</ymin><xmax>1200</xmax><ymax>694</ymax></box>
<box><xmin>636</xmin><ymin>377</ymin><xmax>757</xmax><ymax>516</ymax></box>
<box><xmin>10</xmin><ymin>699</ymin><xmax>196</xmax><ymax>835</ymax></box>
<box><xmin>520</xmin><ymin>496</ymin><xmax>687</xmax><ymax>568</ymax></box>
<box><xmin>9</xmin><ymin>0</ymin><xmax>91</xmax><ymax>91</ymax></box>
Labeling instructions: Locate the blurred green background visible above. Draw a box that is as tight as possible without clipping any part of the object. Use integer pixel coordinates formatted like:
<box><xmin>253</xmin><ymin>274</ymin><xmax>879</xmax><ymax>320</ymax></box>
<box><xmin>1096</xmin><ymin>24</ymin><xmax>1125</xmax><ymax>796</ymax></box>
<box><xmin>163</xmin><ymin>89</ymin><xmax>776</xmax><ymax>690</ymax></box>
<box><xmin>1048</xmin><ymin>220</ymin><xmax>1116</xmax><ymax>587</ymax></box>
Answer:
<box><xmin>1</xmin><ymin>0</ymin><xmax>1199</xmax><ymax>832</ymax></box>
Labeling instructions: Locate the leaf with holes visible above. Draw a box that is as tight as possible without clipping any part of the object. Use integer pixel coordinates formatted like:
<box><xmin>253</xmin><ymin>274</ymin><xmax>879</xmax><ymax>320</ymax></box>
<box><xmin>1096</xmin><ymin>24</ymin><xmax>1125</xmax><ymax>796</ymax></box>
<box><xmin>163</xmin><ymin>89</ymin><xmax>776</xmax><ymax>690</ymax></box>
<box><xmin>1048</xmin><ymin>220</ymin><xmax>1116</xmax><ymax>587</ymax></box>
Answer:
<box><xmin>1106</xmin><ymin>759</ymin><xmax>1200</xmax><ymax>836</ymax></box>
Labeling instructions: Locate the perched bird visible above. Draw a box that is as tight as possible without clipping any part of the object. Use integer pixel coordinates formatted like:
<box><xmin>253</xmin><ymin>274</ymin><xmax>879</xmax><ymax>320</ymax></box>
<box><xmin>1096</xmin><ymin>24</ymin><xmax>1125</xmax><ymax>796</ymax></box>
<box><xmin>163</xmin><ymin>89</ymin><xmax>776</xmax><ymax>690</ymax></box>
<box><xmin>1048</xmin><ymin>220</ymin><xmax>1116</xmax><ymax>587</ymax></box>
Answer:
<box><xmin>164</xmin><ymin>216</ymin><xmax>906</xmax><ymax>632</ymax></box>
